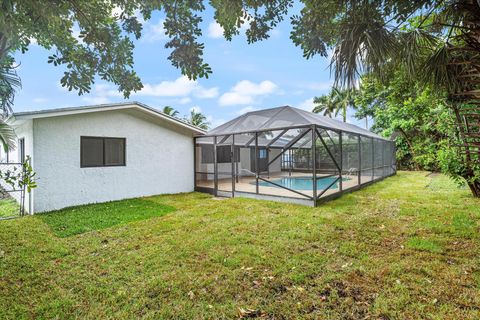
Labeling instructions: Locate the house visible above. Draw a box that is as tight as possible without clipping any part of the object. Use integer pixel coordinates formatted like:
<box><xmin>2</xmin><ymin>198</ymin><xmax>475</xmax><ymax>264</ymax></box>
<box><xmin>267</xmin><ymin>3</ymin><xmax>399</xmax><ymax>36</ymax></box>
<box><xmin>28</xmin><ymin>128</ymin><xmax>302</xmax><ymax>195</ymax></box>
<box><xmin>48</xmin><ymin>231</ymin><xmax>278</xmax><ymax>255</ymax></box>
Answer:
<box><xmin>2</xmin><ymin>102</ymin><xmax>205</xmax><ymax>213</ymax></box>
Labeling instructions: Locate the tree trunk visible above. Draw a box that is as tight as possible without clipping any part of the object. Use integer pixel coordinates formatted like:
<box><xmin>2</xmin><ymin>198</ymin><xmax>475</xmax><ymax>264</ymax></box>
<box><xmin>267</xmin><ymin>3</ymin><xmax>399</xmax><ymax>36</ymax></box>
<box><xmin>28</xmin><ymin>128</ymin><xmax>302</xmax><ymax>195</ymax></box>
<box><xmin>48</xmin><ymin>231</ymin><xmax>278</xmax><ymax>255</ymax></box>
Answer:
<box><xmin>466</xmin><ymin>176</ymin><xmax>480</xmax><ymax>197</ymax></box>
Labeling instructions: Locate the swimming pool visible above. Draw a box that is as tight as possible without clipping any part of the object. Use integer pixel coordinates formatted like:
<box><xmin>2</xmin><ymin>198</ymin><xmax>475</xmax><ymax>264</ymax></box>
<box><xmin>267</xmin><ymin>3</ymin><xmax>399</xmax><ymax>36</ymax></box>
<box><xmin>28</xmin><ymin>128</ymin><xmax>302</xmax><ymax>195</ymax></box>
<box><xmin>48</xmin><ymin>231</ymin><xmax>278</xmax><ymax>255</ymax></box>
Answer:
<box><xmin>255</xmin><ymin>176</ymin><xmax>351</xmax><ymax>190</ymax></box>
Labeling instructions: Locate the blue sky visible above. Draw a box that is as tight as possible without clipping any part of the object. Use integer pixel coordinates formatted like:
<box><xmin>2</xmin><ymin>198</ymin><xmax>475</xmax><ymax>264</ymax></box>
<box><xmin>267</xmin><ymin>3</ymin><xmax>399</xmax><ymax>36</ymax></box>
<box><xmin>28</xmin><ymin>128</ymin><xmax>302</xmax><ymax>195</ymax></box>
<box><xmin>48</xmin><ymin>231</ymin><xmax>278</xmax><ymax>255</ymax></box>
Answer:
<box><xmin>13</xmin><ymin>6</ymin><xmax>367</xmax><ymax>129</ymax></box>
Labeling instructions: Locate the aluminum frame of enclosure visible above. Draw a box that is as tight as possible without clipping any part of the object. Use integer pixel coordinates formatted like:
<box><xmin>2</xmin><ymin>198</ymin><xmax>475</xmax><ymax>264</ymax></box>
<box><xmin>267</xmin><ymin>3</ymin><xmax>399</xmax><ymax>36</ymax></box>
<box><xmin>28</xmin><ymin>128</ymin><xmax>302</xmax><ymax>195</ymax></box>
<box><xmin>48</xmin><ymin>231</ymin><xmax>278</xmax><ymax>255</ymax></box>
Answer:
<box><xmin>194</xmin><ymin>114</ymin><xmax>396</xmax><ymax>207</ymax></box>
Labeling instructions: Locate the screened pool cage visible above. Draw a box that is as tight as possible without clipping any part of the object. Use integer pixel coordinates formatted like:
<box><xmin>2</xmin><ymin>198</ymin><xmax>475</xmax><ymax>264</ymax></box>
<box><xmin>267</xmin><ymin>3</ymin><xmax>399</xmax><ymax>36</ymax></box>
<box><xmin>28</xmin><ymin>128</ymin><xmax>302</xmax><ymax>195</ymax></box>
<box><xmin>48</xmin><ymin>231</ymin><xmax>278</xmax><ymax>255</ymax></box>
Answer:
<box><xmin>194</xmin><ymin>106</ymin><xmax>396</xmax><ymax>206</ymax></box>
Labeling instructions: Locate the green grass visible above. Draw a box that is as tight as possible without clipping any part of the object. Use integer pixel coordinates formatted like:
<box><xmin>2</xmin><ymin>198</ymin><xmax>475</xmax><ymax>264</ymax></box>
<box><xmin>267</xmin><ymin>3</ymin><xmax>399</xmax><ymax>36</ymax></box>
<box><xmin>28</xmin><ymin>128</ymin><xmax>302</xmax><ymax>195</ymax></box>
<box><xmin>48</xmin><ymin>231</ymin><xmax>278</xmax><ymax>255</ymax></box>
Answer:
<box><xmin>0</xmin><ymin>172</ymin><xmax>479</xmax><ymax>319</ymax></box>
<box><xmin>406</xmin><ymin>236</ymin><xmax>443</xmax><ymax>253</ymax></box>
<box><xmin>0</xmin><ymin>198</ymin><xmax>20</xmax><ymax>218</ymax></box>
<box><xmin>38</xmin><ymin>198</ymin><xmax>176</xmax><ymax>237</ymax></box>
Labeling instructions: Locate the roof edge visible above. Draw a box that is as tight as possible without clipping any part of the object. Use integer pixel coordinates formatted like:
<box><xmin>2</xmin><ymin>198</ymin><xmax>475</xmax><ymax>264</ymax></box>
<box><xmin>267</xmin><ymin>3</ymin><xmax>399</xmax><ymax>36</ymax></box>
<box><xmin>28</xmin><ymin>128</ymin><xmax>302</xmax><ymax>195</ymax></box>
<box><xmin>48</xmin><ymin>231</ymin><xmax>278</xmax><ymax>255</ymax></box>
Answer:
<box><xmin>12</xmin><ymin>101</ymin><xmax>206</xmax><ymax>135</ymax></box>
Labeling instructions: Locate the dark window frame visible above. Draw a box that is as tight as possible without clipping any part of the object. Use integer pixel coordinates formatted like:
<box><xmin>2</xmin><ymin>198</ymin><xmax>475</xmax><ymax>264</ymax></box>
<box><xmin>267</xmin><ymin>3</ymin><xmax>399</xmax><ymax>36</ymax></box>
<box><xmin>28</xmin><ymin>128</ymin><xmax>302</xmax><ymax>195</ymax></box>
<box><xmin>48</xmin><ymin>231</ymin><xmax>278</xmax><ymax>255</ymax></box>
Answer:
<box><xmin>80</xmin><ymin>136</ymin><xmax>126</xmax><ymax>168</ymax></box>
<box><xmin>18</xmin><ymin>138</ymin><xmax>25</xmax><ymax>164</ymax></box>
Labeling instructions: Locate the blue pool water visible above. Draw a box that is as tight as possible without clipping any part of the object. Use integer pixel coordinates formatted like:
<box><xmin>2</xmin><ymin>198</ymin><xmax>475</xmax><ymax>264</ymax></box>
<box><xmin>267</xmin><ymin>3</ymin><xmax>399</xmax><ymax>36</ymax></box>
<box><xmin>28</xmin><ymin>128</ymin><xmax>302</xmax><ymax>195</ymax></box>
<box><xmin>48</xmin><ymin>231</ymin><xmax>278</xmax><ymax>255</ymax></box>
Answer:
<box><xmin>255</xmin><ymin>176</ymin><xmax>350</xmax><ymax>190</ymax></box>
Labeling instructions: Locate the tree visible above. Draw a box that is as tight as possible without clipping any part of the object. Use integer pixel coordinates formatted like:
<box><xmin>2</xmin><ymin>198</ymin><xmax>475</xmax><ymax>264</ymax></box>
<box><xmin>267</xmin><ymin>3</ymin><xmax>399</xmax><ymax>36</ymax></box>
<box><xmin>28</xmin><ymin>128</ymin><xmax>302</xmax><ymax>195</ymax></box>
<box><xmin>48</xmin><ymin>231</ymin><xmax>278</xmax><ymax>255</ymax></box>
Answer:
<box><xmin>313</xmin><ymin>88</ymin><xmax>356</xmax><ymax>122</ymax></box>
<box><xmin>0</xmin><ymin>0</ymin><xmax>292</xmax><ymax>99</ymax></box>
<box><xmin>312</xmin><ymin>91</ymin><xmax>336</xmax><ymax>118</ymax></box>
<box><xmin>291</xmin><ymin>0</ymin><xmax>480</xmax><ymax>197</ymax></box>
<box><xmin>162</xmin><ymin>106</ymin><xmax>179</xmax><ymax>118</ymax></box>
<box><xmin>355</xmin><ymin>70</ymin><xmax>453</xmax><ymax>171</ymax></box>
<box><xmin>185</xmin><ymin>110</ymin><xmax>209</xmax><ymax>130</ymax></box>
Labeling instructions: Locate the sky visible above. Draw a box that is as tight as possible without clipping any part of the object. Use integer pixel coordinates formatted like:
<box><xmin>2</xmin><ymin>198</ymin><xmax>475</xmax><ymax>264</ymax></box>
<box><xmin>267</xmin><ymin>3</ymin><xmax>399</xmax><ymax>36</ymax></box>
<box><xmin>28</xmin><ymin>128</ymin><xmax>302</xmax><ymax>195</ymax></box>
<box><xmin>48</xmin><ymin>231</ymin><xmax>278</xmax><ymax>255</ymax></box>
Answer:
<box><xmin>13</xmin><ymin>5</ymin><xmax>368</xmax><ymax>130</ymax></box>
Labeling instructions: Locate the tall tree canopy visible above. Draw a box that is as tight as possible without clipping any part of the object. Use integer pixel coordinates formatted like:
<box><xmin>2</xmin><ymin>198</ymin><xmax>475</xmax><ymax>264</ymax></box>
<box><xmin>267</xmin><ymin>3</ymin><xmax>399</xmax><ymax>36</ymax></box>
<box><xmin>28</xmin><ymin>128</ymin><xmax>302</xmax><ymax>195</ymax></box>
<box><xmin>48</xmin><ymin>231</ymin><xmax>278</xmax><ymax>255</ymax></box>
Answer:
<box><xmin>0</xmin><ymin>0</ymin><xmax>292</xmax><ymax>104</ymax></box>
<box><xmin>294</xmin><ymin>0</ymin><xmax>480</xmax><ymax>196</ymax></box>
<box><xmin>354</xmin><ymin>70</ymin><xmax>453</xmax><ymax>172</ymax></box>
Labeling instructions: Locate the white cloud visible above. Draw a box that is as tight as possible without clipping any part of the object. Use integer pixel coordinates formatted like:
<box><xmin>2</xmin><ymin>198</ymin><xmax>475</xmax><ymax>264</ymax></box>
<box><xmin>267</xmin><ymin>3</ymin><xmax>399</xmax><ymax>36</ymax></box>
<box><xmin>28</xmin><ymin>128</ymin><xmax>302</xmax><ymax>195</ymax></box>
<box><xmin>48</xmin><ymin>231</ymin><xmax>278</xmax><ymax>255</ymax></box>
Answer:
<box><xmin>219</xmin><ymin>80</ymin><xmax>278</xmax><ymax>106</ymax></box>
<box><xmin>142</xmin><ymin>19</ymin><xmax>167</xmax><ymax>43</ymax></box>
<box><xmin>138</xmin><ymin>76</ymin><xmax>218</xmax><ymax>99</ymax></box>
<box><xmin>140</xmin><ymin>77</ymin><xmax>194</xmax><ymax>97</ymax></box>
<box><xmin>208</xmin><ymin>22</ymin><xmax>224</xmax><ymax>39</ymax></box>
<box><xmin>28</xmin><ymin>37</ymin><xmax>38</xmax><ymax>46</ymax></box>
<box><xmin>111</xmin><ymin>6</ymin><xmax>123</xmax><ymax>18</ymax></box>
<box><xmin>179</xmin><ymin>97</ymin><xmax>191</xmax><ymax>104</ymax></box>
<box><xmin>297</xmin><ymin>97</ymin><xmax>315</xmax><ymax>112</ymax></box>
<box><xmin>207</xmin><ymin>14</ymin><xmax>252</xmax><ymax>39</ymax></box>
<box><xmin>33</xmin><ymin>97</ymin><xmax>47</xmax><ymax>103</ymax></box>
<box><xmin>235</xmin><ymin>106</ymin><xmax>257</xmax><ymax>115</ymax></box>
<box><xmin>190</xmin><ymin>106</ymin><xmax>202</xmax><ymax>113</ymax></box>
<box><xmin>195</xmin><ymin>87</ymin><xmax>219</xmax><ymax>99</ymax></box>
<box><xmin>81</xmin><ymin>84</ymin><xmax>122</xmax><ymax>105</ymax></box>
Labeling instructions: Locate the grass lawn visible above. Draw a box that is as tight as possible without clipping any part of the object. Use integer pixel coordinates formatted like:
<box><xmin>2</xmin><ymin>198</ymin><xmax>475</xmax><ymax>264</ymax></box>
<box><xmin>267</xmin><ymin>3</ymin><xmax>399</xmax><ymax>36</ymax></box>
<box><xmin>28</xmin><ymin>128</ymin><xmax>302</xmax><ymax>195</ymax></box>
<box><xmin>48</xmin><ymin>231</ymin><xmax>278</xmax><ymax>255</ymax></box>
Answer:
<box><xmin>38</xmin><ymin>198</ymin><xmax>176</xmax><ymax>237</ymax></box>
<box><xmin>0</xmin><ymin>171</ymin><xmax>479</xmax><ymax>319</ymax></box>
<box><xmin>0</xmin><ymin>198</ymin><xmax>20</xmax><ymax>218</ymax></box>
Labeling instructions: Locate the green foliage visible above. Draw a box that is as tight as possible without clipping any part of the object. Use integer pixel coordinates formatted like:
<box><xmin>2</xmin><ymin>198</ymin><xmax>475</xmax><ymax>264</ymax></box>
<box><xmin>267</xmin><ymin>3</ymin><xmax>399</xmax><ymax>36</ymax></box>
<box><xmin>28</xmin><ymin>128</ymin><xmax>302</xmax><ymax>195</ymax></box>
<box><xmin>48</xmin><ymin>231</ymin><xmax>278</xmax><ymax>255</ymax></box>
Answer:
<box><xmin>0</xmin><ymin>118</ymin><xmax>16</xmax><ymax>152</ymax></box>
<box><xmin>0</xmin><ymin>155</ymin><xmax>37</xmax><ymax>192</ymax></box>
<box><xmin>38</xmin><ymin>198</ymin><xmax>175</xmax><ymax>237</ymax></box>
<box><xmin>162</xmin><ymin>106</ymin><xmax>179</xmax><ymax>118</ymax></box>
<box><xmin>0</xmin><ymin>57</ymin><xmax>20</xmax><ymax>115</ymax></box>
<box><xmin>354</xmin><ymin>68</ymin><xmax>453</xmax><ymax>171</ymax></box>
<box><xmin>185</xmin><ymin>109</ymin><xmax>209</xmax><ymax>130</ymax></box>
<box><xmin>312</xmin><ymin>88</ymin><xmax>356</xmax><ymax>122</ymax></box>
<box><xmin>0</xmin><ymin>0</ymin><xmax>293</xmax><ymax>98</ymax></box>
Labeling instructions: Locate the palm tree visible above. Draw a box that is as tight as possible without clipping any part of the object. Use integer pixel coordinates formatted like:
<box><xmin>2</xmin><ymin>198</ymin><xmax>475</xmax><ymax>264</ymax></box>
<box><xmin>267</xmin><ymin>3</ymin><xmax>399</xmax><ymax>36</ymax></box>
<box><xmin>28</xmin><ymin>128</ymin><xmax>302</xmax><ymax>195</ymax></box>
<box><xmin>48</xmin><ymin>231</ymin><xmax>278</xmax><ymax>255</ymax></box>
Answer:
<box><xmin>312</xmin><ymin>91</ymin><xmax>336</xmax><ymax>118</ymax></box>
<box><xmin>186</xmin><ymin>110</ymin><xmax>209</xmax><ymax>130</ymax></box>
<box><xmin>332</xmin><ymin>88</ymin><xmax>356</xmax><ymax>123</ymax></box>
<box><xmin>162</xmin><ymin>106</ymin><xmax>179</xmax><ymax>118</ymax></box>
<box><xmin>313</xmin><ymin>88</ymin><xmax>356</xmax><ymax>122</ymax></box>
<box><xmin>0</xmin><ymin>64</ymin><xmax>19</xmax><ymax>152</ymax></box>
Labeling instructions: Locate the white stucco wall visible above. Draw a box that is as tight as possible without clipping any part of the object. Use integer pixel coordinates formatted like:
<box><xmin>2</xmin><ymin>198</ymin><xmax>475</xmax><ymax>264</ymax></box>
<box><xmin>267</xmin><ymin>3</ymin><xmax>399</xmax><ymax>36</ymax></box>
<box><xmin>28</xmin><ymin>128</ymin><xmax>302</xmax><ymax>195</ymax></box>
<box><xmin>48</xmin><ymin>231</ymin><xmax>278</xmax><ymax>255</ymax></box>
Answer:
<box><xmin>195</xmin><ymin>147</ymin><xmax>282</xmax><ymax>180</ymax></box>
<box><xmin>30</xmin><ymin>109</ymin><xmax>195</xmax><ymax>212</ymax></box>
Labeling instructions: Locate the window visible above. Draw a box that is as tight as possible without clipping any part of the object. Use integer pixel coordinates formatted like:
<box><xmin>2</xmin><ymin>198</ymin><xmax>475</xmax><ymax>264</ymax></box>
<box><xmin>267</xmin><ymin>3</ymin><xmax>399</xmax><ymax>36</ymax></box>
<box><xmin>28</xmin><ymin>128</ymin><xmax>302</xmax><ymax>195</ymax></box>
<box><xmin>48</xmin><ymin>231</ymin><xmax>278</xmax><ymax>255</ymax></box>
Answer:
<box><xmin>201</xmin><ymin>145</ymin><xmax>214</xmax><ymax>163</ymax></box>
<box><xmin>81</xmin><ymin>136</ymin><xmax>126</xmax><ymax>167</ymax></box>
<box><xmin>217</xmin><ymin>146</ymin><xmax>232</xmax><ymax>163</ymax></box>
<box><xmin>201</xmin><ymin>145</ymin><xmax>239</xmax><ymax>164</ymax></box>
<box><xmin>18</xmin><ymin>138</ymin><xmax>25</xmax><ymax>164</ymax></box>
<box><xmin>258</xmin><ymin>149</ymin><xmax>267</xmax><ymax>159</ymax></box>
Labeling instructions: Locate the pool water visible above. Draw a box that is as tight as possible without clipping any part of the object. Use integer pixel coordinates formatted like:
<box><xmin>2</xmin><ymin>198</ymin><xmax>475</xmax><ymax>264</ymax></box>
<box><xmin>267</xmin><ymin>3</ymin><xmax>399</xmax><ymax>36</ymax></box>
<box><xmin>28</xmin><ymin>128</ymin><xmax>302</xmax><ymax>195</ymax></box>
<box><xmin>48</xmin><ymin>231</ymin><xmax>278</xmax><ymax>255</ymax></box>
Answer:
<box><xmin>255</xmin><ymin>176</ymin><xmax>351</xmax><ymax>190</ymax></box>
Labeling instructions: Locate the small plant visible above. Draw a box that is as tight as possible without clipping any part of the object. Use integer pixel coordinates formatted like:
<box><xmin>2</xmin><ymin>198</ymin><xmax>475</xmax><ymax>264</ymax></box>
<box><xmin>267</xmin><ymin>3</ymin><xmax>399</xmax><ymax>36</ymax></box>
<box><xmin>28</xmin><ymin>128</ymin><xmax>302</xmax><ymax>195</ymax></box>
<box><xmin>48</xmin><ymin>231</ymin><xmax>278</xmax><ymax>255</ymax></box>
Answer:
<box><xmin>0</xmin><ymin>156</ymin><xmax>37</xmax><ymax>192</ymax></box>
<box><xmin>0</xmin><ymin>156</ymin><xmax>37</xmax><ymax>215</ymax></box>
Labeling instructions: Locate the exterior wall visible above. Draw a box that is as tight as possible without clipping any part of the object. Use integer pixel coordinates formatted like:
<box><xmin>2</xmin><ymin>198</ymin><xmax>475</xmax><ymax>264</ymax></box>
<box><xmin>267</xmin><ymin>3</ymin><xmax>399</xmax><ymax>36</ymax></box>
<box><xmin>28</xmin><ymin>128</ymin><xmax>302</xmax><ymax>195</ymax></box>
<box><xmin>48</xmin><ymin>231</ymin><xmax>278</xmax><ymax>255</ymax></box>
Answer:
<box><xmin>31</xmin><ymin>110</ymin><xmax>194</xmax><ymax>212</ymax></box>
<box><xmin>195</xmin><ymin>147</ymin><xmax>282</xmax><ymax>181</ymax></box>
<box><xmin>0</xmin><ymin>119</ymin><xmax>34</xmax><ymax>213</ymax></box>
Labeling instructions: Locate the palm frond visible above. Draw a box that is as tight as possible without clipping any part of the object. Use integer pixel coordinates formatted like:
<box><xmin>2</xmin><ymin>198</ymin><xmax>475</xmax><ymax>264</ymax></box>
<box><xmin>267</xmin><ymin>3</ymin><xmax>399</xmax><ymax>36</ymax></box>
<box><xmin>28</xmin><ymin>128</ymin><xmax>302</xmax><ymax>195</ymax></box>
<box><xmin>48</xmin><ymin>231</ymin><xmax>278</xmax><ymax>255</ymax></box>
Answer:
<box><xmin>397</xmin><ymin>29</ymin><xmax>439</xmax><ymax>80</ymax></box>
<box><xmin>332</xmin><ymin>18</ymin><xmax>398</xmax><ymax>89</ymax></box>
<box><xmin>421</xmin><ymin>44</ymin><xmax>460</xmax><ymax>93</ymax></box>
<box><xmin>162</xmin><ymin>106</ymin><xmax>179</xmax><ymax>117</ymax></box>
<box><xmin>0</xmin><ymin>65</ymin><xmax>21</xmax><ymax>115</ymax></box>
<box><xmin>0</xmin><ymin>119</ymin><xmax>16</xmax><ymax>152</ymax></box>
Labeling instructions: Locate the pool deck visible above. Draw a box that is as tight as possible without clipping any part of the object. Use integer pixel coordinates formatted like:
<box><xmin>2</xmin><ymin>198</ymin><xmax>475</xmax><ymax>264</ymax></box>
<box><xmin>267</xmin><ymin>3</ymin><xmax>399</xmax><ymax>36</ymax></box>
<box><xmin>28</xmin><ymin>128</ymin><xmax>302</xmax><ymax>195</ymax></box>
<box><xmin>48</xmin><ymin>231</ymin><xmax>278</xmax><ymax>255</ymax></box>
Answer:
<box><xmin>197</xmin><ymin>172</ymin><xmax>380</xmax><ymax>199</ymax></box>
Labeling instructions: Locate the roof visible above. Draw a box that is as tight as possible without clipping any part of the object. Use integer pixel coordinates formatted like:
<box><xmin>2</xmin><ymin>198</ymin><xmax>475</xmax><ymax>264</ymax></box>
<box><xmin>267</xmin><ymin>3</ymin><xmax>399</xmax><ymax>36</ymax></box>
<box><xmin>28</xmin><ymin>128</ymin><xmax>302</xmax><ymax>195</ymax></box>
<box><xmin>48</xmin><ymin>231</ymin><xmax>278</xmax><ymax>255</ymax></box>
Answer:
<box><xmin>11</xmin><ymin>102</ymin><xmax>206</xmax><ymax>135</ymax></box>
<box><xmin>207</xmin><ymin>105</ymin><xmax>386</xmax><ymax>140</ymax></box>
